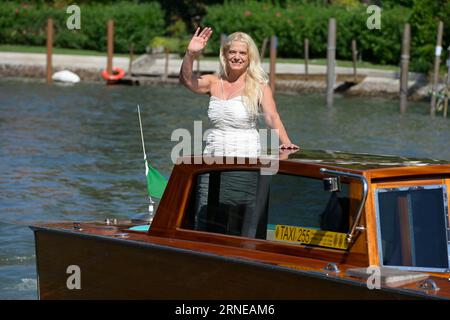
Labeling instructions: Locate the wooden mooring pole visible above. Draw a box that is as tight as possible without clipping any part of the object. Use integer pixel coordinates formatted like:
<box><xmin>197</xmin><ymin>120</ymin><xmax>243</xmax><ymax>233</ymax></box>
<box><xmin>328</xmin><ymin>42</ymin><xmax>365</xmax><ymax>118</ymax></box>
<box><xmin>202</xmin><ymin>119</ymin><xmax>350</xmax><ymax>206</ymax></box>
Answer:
<box><xmin>400</xmin><ymin>23</ymin><xmax>411</xmax><ymax>114</ymax></box>
<box><xmin>351</xmin><ymin>39</ymin><xmax>358</xmax><ymax>83</ymax></box>
<box><xmin>326</xmin><ymin>18</ymin><xmax>336</xmax><ymax>108</ymax></box>
<box><xmin>128</xmin><ymin>43</ymin><xmax>134</xmax><ymax>75</ymax></box>
<box><xmin>444</xmin><ymin>46</ymin><xmax>450</xmax><ymax>118</ymax></box>
<box><xmin>430</xmin><ymin>21</ymin><xmax>444</xmax><ymax>117</ymax></box>
<box><xmin>304</xmin><ymin>38</ymin><xmax>309</xmax><ymax>80</ymax></box>
<box><xmin>269</xmin><ymin>35</ymin><xmax>277</xmax><ymax>94</ymax></box>
<box><xmin>107</xmin><ymin>20</ymin><xmax>114</xmax><ymax>77</ymax></box>
<box><xmin>220</xmin><ymin>34</ymin><xmax>227</xmax><ymax>48</ymax></box>
<box><xmin>164</xmin><ymin>48</ymin><xmax>170</xmax><ymax>80</ymax></box>
<box><xmin>46</xmin><ymin>18</ymin><xmax>53</xmax><ymax>84</ymax></box>
<box><xmin>260</xmin><ymin>37</ymin><xmax>268</xmax><ymax>61</ymax></box>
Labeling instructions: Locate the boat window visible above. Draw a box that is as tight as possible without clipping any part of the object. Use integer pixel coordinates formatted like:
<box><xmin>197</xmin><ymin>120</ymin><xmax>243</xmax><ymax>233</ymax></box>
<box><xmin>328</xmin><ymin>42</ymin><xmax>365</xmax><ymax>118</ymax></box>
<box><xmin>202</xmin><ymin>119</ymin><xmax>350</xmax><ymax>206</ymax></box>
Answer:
<box><xmin>182</xmin><ymin>171</ymin><xmax>351</xmax><ymax>249</ymax></box>
<box><xmin>375</xmin><ymin>185</ymin><xmax>450</xmax><ymax>272</ymax></box>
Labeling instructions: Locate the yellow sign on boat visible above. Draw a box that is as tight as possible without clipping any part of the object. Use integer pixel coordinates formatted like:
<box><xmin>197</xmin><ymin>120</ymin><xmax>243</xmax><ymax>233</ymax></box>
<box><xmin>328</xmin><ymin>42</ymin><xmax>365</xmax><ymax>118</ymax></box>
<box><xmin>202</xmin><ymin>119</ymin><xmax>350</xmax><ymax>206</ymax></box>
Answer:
<box><xmin>273</xmin><ymin>225</ymin><xmax>348</xmax><ymax>250</ymax></box>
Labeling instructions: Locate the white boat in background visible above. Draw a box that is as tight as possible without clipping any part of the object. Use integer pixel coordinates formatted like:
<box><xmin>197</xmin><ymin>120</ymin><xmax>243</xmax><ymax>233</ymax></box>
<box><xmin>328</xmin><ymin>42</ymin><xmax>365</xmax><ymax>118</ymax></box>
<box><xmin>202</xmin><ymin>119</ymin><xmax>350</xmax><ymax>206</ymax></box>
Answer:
<box><xmin>52</xmin><ymin>70</ymin><xmax>80</xmax><ymax>83</ymax></box>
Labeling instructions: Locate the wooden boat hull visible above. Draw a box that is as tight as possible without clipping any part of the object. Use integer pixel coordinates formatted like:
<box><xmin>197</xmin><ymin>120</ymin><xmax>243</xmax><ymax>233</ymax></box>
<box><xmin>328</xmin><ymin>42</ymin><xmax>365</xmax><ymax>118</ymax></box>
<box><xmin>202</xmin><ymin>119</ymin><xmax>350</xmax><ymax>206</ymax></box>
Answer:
<box><xmin>32</xmin><ymin>227</ymin><xmax>429</xmax><ymax>300</ymax></box>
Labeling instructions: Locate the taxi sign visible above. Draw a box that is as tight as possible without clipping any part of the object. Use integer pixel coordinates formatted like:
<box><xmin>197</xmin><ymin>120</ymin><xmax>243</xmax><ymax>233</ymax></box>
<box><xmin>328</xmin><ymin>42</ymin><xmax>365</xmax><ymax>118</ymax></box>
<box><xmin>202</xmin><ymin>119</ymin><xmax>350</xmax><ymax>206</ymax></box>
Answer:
<box><xmin>272</xmin><ymin>224</ymin><xmax>348</xmax><ymax>250</ymax></box>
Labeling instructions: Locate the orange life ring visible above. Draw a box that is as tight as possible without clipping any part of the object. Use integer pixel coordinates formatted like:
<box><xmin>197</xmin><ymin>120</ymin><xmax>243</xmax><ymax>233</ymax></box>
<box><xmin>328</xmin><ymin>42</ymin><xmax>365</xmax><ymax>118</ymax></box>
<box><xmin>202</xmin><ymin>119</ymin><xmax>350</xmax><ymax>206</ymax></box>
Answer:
<box><xmin>101</xmin><ymin>67</ymin><xmax>125</xmax><ymax>82</ymax></box>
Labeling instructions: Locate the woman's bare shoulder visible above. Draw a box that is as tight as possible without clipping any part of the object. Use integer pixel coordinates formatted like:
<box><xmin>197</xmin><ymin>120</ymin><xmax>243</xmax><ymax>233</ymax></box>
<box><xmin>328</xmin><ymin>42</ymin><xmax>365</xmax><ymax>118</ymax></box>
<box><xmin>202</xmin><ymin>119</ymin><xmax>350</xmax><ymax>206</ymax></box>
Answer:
<box><xmin>259</xmin><ymin>82</ymin><xmax>272</xmax><ymax>93</ymax></box>
<box><xmin>192</xmin><ymin>73</ymin><xmax>220</xmax><ymax>95</ymax></box>
<box><xmin>204</xmin><ymin>74</ymin><xmax>221</xmax><ymax>92</ymax></box>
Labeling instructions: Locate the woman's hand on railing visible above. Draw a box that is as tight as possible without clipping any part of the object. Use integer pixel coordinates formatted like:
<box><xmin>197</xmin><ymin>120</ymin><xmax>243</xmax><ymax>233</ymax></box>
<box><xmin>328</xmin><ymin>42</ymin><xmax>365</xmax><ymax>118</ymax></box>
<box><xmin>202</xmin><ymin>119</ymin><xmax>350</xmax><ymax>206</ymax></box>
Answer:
<box><xmin>279</xmin><ymin>148</ymin><xmax>300</xmax><ymax>160</ymax></box>
<box><xmin>279</xmin><ymin>142</ymin><xmax>300</xmax><ymax>150</ymax></box>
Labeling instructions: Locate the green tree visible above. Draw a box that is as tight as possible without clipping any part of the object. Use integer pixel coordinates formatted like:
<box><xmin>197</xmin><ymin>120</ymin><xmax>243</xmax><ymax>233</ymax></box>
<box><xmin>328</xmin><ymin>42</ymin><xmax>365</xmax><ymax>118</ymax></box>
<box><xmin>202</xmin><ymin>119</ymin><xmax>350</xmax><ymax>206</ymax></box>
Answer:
<box><xmin>409</xmin><ymin>0</ymin><xmax>450</xmax><ymax>72</ymax></box>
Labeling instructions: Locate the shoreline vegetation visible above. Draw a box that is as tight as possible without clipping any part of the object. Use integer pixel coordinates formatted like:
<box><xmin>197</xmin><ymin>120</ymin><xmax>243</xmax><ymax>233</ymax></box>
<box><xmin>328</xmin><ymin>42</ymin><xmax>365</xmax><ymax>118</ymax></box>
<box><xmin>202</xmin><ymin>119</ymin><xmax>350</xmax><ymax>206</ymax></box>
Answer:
<box><xmin>1</xmin><ymin>1</ymin><xmax>448</xmax><ymax>102</ymax></box>
<box><xmin>1</xmin><ymin>1</ymin><xmax>448</xmax><ymax>73</ymax></box>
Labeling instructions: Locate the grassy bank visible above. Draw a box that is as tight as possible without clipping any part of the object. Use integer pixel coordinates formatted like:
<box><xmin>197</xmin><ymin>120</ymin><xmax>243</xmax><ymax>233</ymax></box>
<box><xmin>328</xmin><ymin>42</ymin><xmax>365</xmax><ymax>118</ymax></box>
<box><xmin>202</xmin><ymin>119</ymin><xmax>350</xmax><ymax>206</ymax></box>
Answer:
<box><xmin>5</xmin><ymin>44</ymin><xmax>446</xmax><ymax>76</ymax></box>
<box><xmin>0</xmin><ymin>44</ymin><xmax>396</xmax><ymax>69</ymax></box>
<box><xmin>0</xmin><ymin>44</ymin><xmax>129</xmax><ymax>57</ymax></box>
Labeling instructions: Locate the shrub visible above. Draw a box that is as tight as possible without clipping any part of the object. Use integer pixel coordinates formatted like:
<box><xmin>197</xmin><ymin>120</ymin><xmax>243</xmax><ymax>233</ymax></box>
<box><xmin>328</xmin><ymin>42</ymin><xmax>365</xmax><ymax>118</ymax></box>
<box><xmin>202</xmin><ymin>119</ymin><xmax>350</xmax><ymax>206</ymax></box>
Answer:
<box><xmin>409</xmin><ymin>0</ymin><xmax>450</xmax><ymax>73</ymax></box>
<box><xmin>202</xmin><ymin>1</ymin><xmax>450</xmax><ymax>72</ymax></box>
<box><xmin>0</xmin><ymin>1</ymin><xmax>165</xmax><ymax>53</ymax></box>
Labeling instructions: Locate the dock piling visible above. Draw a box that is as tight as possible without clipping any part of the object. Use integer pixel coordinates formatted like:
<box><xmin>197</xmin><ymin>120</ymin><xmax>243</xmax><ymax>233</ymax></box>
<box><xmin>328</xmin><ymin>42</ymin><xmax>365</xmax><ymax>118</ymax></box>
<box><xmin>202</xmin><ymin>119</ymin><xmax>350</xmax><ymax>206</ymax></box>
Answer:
<box><xmin>400</xmin><ymin>23</ymin><xmax>411</xmax><ymax>114</ymax></box>
<box><xmin>430</xmin><ymin>21</ymin><xmax>444</xmax><ymax>117</ymax></box>
<box><xmin>260</xmin><ymin>37</ymin><xmax>268</xmax><ymax>61</ymax></box>
<box><xmin>326</xmin><ymin>18</ymin><xmax>336</xmax><ymax>108</ymax></box>
<box><xmin>128</xmin><ymin>43</ymin><xmax>134</xmax><ymax>75</ymax></box>
<box><xmin>46</xmin><ymin>18</ymin><xmax>53</xmax><ymax>84</ymax></box>
<box><xmin>351</xmin><ymin>39</ymin><xmax>358</xmax><ymax>83</ymax></box>
<box><xmin>304</xmin><ymin>38</ymin><xmax>309</xmax><ymax>80</ymax></box>
<box><xmin>164</xmin><ymin>48</ymin><xmax>169</xmax><ymax>80</ymax></box>
<box><xmin>220</xmin><ymin>34</ymin><xmax>227</xmax><ymax>48</ymax></box>
<box><xmin>196</xmin><ymin>55</ymin><xmax>200</xmax><ymax>77</ymax></box>
<box><xmin>107</xmin><ymin>20</ymin><xmax>114</xmax><ymax>77</ymax></box>
<box><xmin>444</xmin><ymin>46</ymin><xmax>450</xmax><ymax>118</ymax></box>
<box><xmin>269</xmin><ymin>35</ymin><xmax>277</xmax><ymax>94</ymax></box>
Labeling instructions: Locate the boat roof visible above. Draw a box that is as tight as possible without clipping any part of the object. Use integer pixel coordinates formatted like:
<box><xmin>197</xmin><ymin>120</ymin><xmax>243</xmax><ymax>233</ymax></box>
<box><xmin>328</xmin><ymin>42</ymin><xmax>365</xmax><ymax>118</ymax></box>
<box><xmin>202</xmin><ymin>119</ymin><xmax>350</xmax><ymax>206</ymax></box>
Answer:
<box><xmin>284</xmin><ymin>149</ymin><xmax>450</xmax><ymax>171</ymax></box>
<box><xmin>184</xmin><ymin>149</ymin><xmax>450</xmax><ymax>176</ymax></box>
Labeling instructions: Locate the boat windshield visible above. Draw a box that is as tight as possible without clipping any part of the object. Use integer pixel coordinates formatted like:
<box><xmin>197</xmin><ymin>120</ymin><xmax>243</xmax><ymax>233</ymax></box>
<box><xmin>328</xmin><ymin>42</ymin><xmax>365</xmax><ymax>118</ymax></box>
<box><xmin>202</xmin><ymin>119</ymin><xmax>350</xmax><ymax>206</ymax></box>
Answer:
<box><xmin>375</xmin><ymin>185</ymin><xmax>450</xmax><ymax>272</ymax></box>
<box><xmin>182</xmin><ymin>170</ymin><xmax>352</xmax><ymax>250</ymax></box>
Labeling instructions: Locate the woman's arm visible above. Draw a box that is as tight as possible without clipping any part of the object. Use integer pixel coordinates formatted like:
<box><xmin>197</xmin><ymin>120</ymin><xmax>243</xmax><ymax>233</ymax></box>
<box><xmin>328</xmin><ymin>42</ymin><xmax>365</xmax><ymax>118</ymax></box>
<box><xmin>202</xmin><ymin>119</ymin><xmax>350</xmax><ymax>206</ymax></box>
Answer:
<box><xmin>260</xmin><ymin>84</ymin><xmax>299</xmax><ymax>149</ymax></box>
<box><xmin>179</xmin><ymin>27</ymin><xmax>213</xmax><ymax>94</ymax></box>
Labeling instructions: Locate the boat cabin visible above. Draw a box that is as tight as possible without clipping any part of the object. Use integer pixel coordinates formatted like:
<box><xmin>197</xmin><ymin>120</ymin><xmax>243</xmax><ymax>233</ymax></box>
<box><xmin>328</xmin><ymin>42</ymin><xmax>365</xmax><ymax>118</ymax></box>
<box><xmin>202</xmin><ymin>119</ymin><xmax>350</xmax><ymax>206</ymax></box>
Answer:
<box><xmin>31</xmin><ymin>150</ymin><xmax>450</xmax><ymax>299</ymax></box>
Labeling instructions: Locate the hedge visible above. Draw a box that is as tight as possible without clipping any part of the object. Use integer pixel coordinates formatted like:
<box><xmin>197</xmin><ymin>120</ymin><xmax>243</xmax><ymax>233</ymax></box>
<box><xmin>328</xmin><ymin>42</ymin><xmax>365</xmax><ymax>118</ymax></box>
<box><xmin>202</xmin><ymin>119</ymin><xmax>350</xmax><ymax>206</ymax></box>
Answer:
<box><xmin>1</xmin><ymin>1</ymin><xmax>448</xmax><ymax>73</ymax></box>
<box><xmin>202</xmin><ymin>1</ymin><xmax>449</xmax><ymax>73</ymax></box>
<box><xmin>0</xmin><ymin>2</ymin><xmax>165</xmax><ymax>53</ymax></box>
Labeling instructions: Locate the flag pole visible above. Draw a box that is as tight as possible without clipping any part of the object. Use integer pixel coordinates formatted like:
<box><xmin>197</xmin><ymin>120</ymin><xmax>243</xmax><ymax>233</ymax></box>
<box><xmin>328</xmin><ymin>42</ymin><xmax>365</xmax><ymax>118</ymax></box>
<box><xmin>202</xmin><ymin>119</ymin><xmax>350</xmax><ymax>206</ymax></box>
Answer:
<box><xmin>137</xmin><ymin>104</ymin><xmax>147</xmax><ymax>160</ymax></box>
<box><xmin>137</xmin><ymin>105</ymin><xmax>155</xmax><ymax>217</ymax></box>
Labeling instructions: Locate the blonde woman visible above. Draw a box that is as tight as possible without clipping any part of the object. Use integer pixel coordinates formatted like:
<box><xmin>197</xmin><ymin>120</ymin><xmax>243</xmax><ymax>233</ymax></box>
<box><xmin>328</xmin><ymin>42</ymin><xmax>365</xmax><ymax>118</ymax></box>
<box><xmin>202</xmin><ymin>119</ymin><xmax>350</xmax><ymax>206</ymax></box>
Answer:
<box><xmin>180</xmin><ymin>27</ymin><xmax>299</xmax><ymax>157</ymax></box>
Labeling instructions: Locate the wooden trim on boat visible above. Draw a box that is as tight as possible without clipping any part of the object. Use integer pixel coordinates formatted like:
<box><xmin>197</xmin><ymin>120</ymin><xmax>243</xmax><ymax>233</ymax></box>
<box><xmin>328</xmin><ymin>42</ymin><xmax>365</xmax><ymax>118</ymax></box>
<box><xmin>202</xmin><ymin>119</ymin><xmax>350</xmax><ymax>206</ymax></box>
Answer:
<box><xmin>445</xmin><ymin>178</ymin><xmax>450</xmax><ymax>239</ymax></box>
<box><xmin>176</xmin><ymin>228</ymin><xmax>367</xmax><ymax>265</ymax></box>
<box><xmin>368</xmin><ymin>165</ymin><xmax>450</xmax><ymax>180</ymax></box>
<box><xmin>368</xmin><ymin>176</ymin><xmax>450</xmax><ymax>268</ymax></box>
<box><xmin>371</xmin><ymin>177</ymin><xmax>448</xmax><ymax>188</ymax></box>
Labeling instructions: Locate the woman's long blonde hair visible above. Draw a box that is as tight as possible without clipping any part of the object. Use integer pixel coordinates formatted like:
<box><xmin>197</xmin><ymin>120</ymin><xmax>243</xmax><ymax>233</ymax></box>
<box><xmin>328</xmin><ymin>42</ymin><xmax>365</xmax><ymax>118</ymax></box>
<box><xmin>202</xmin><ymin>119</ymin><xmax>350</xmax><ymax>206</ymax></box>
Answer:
<box><xmin>219</xmin><ymin>32</ymin><xmax>268</xmax><ymax>115</ymax></box>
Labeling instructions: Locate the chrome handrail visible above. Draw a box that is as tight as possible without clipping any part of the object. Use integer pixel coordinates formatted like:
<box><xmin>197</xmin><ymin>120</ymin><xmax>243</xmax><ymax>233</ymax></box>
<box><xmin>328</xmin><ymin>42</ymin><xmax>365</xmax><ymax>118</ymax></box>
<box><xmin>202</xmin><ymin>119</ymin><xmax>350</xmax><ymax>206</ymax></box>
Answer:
<box><xmin>319</xmin><ymin>168</ymin><xmax>369</xmax><ymax>244</ymax></box>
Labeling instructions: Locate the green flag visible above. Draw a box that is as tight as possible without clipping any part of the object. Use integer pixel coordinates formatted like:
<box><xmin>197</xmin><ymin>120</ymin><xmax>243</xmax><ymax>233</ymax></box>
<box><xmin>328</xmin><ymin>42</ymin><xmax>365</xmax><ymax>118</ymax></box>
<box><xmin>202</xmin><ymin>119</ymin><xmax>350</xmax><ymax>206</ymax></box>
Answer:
<box><xmin>145</xmin><ymin>158</ymin><xmax>167</xmax><ymax>199</ymax></box>
<box><xmin>138</xmin><ymin>104</ymin><xmax>167</xmax><ymax>199</ymax></box>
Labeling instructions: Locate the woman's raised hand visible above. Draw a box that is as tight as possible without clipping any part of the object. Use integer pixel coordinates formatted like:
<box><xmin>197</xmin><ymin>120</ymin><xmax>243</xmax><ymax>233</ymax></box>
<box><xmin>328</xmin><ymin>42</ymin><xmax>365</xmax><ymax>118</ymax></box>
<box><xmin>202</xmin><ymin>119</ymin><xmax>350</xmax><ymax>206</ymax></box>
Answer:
<box><xmin>187</xmin><ymin>27</ymin><xmax>213</xmax><ymax>56</ymax></box>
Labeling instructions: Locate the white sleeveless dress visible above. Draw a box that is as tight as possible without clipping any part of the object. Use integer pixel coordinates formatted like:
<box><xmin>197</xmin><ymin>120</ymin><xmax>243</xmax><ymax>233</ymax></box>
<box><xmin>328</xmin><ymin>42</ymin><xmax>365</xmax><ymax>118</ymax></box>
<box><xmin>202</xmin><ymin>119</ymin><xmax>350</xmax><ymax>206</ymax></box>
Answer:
<box><xmin>195</xmin><ymin>79</ymin><xmax>265</xmax><ymax>235</ymax></box>
<box><xmin>203</xmin><ymin>80</ymin><xmax>260</xmax><ymax>157</ymax></box>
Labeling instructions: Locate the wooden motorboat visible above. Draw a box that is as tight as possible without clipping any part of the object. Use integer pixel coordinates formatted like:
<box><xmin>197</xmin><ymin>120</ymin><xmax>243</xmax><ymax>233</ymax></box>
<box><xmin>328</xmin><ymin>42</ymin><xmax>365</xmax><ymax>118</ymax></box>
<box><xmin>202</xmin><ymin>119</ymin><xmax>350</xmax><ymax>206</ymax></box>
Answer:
<box><xmin>31</xmin><ymin>150</ymin><xmax>450</xmax><ymax>299</ymax></box>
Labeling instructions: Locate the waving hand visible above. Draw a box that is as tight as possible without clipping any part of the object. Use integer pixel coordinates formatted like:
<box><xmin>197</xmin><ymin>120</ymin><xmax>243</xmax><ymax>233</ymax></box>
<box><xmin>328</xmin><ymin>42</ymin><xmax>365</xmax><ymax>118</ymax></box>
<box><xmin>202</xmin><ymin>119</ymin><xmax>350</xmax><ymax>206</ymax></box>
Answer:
<box><xmin>187</xmin><ymin>27</ymin><xmax>213</xmax><ymax>55</ymax></box>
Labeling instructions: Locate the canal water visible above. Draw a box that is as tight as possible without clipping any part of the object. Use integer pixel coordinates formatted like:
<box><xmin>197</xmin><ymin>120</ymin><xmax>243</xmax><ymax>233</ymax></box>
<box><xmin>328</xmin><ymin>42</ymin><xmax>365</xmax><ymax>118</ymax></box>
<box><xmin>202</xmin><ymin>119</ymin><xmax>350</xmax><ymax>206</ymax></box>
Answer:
<box><xmin>0</xmin><ymin>79</ymin><xmax>449</xmax><ymax>299</ymax></box>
